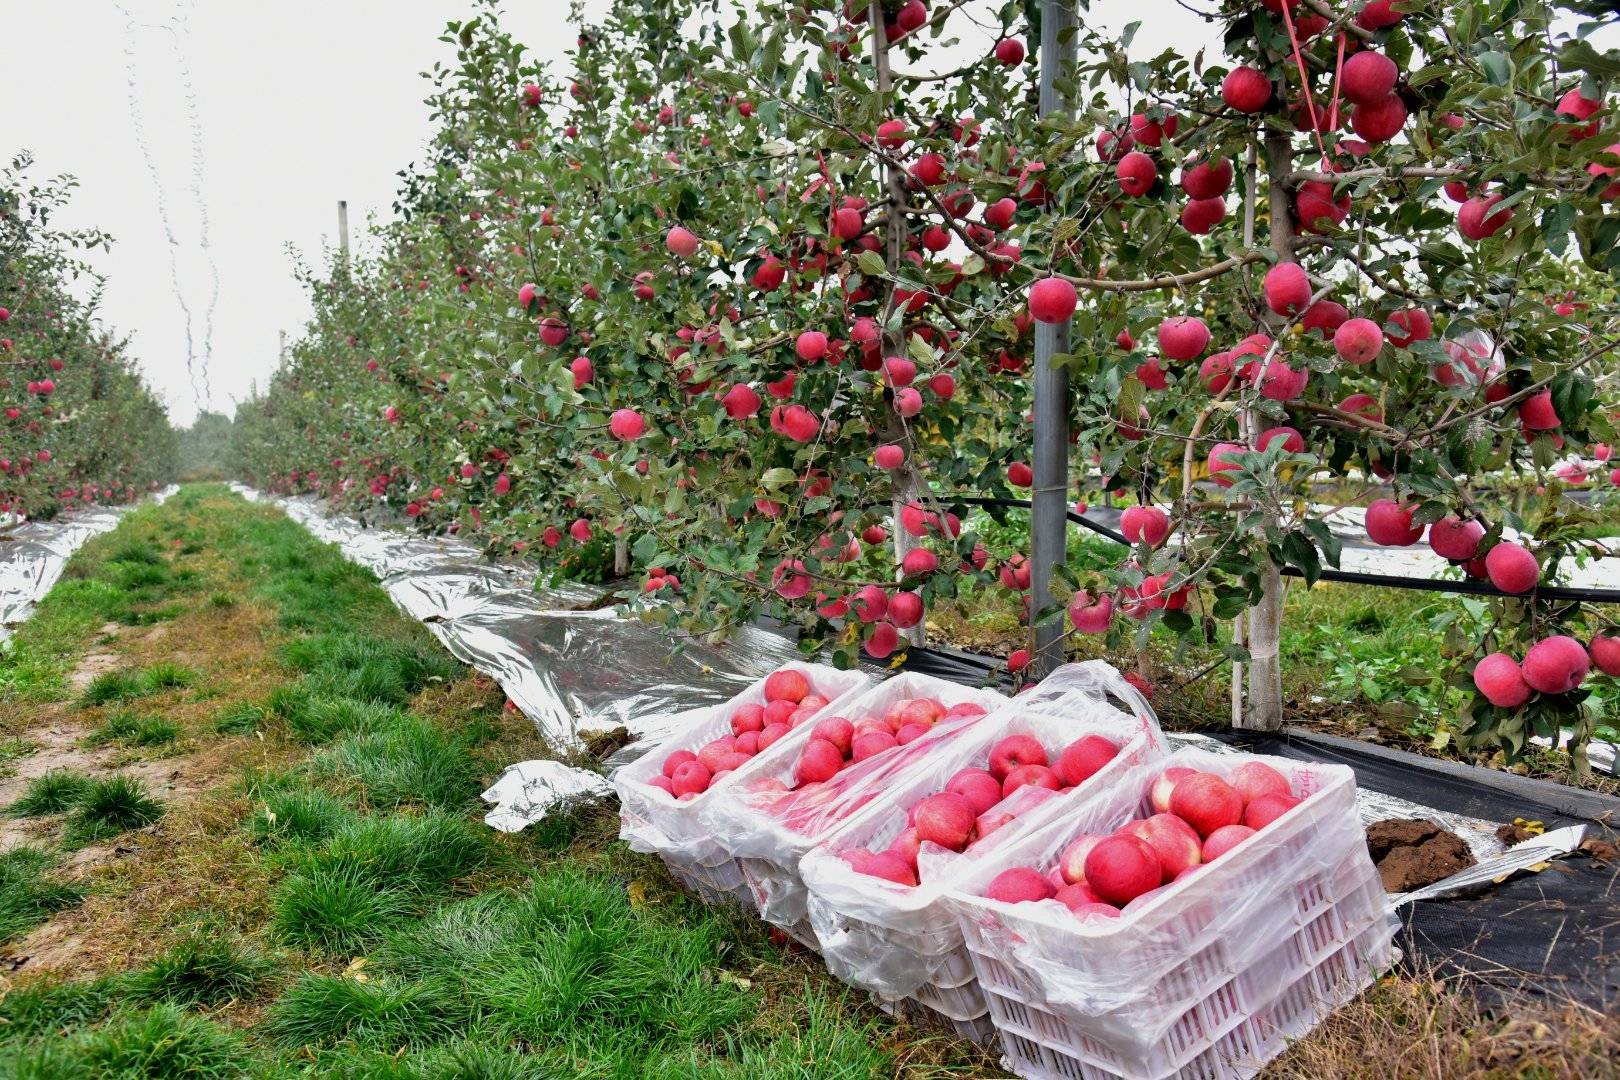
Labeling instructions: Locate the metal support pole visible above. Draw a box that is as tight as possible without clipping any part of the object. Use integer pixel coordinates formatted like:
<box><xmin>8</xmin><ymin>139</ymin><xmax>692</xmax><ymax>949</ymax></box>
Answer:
<box><xmin>337</xmin><ymin>200</ymin><xmax>350</xmax><ymax>258</ymax></box>
<box><xmin>1029</xmin><ymin>0</ymin><xmax>1077</xmax><ymax>677</ymax></box>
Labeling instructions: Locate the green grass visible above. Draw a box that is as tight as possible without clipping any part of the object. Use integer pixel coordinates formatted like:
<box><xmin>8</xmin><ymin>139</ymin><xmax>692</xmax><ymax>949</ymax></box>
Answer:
<box><xmin>83</xmin><ymin>709</ymin><xmax>179</xmax><ymax>748</ymax></box>
<box><xmin>121</xmin><ymin>931</ymin><xmax>276</xmax><ymax>1008</ymax></box>
<box><xmin>270</xmin><ymin>865</ymin><xmax>415</xmax><ymax>954</ymax></box>
<box><xmin>140</xmin><ymin>662</ymin><xmax>196</xmax><ymax>691</ymax></box>
<box><xmin>266</xmin><ymin>687</ymin><xmax>412</xmax><ymax>744</ymax></box>
<box><xmin>312</xmin><ymin>716</ymin><xmax>487</xmax><ymax>811</ymax></box>
<box><xmin>0</xmin><ymin>978</ymin><xmax>117</xmax><ymax>1045</ymax></box>
<box><xmin>0</xmin><ymin>735</ymin><xmax>39</xmax><ymax>765</ymax></box>
<box><xmin>80</xmin><ymin>663</ymin><xmax>198</xmax><ymax>708</ymax></box>
<box><xmin>249</xmin><ymin>787</ymin><xmax>357</xmax><ymax>847</ymax></box>
<box><xmin>7</xmin><ymin>769</ymin><xmax>95</xmax><ymax>816</ymax></box>
<box><xmin>80</xmin><ymin>670</ymin><xmax>152</xmax><ymax>708</ymax></box>
<box><xmin>64</xmin><ymin>774</ymin><xmax>165</xmax><ymax>845</ymax></box>
<box><xmin>0</xmin><ymin>847</ymin><xmax>85</xmax><ymax>943</ymax></box>
<box><xmin>212</xmin><ymin>700</ymin><xmax>266</xmax><ymax>735</ymax></box>
<box><xmin>8</xmin><ymin>1003</ymin><xmax>247</xmax><ymax>1078</ymax></box>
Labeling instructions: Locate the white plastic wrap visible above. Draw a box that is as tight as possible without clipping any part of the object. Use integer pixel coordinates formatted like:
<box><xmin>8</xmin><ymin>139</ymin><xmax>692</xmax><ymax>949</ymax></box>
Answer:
<box><xmin>480</xmin><ymin>759</ymin><xmax>613</xmax><ymax>832</ymax></box>
<box><xmin>800</xmin><ymin>662</ymin><xmax>1167</xmax><ymax>1002</ymax></box>
<box><xmin>700</xmin><ymin>672</ymin><xmax>1009</xmax><ymax>932</ymax></box>
<box><xmin>612</xmin><ymin>662</ymin><xmax>873</xmax><ymax>902</ymax></box>
<box><xmin>948</xmin><ymin>748</ymin><xmax>1394</xmax><ymax>1079</ymax></box>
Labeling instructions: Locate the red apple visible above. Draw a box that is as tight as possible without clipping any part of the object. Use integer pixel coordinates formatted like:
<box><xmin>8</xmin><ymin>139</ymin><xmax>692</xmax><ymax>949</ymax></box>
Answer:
<box><xmin>1053</xmin><ymin>734</ymin><xmax>1119</xmax><ymax>787</ymax></box>
<box><xmin>985</xmin><ymin>867</ymin><xmax>1056</xmax><ymax>904</ymax></box>
<box><xmin>1169</xmin><ymin>772</ymin><xmax>1244</xmax><ymax>837</ymax></box>
<box><xmin>1202</xmin><ymin>824</ymin><xmax>1256</xmax><ymax>860</ymax></box>
<box><xmin>1083</xmin><ymin>835</ymin><xmax>1161</xmax><ymax>905</ymax></box>
<box><xmin>988</xmin><ymin>734</ymin><xmax>1048</xmax><ymax>780</ymax></box>
<box><xmin>1243</xmin><ymin>793</ymin><xmax>1301</xmax><ymax>829</ymax></box>
<box><xmin>946</xmin><ymin>768</ymin><xmax>1003</xmax><ymax>815</ymax></box>
<box><xmin>1229</xmin><ymin>761</ymin><xmax>1291</xmax><ymax>805</ymax></box>
<box><xmin>914</xmin><ymin>792</ymin><xmax>977</xmax><ymax>851</ymax></box>
<box><xmin>1121</xmin><ymin>814</ymin><xmax>1203</xmax><ymax>882</ymax></box>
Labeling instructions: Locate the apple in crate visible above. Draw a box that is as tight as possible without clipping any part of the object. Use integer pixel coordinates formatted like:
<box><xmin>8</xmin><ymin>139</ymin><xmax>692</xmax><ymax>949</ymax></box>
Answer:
<box><xmin>914</xmin><ymin>792</ymin><xmax>978</xmax><ymax>851</ymax></box>
<box><xmin>785</xmin><ymin>696</ymin><xmax>982</xmax><ymax>791</ymax></box>
<box><xmin>648</xmin><ymin>666</ymin><xmax>841</xmax><ymax>798</ymax></box>
<box><xmin>1120</xmin><ymin>814</ymin><xmax>1203</xmax><ymax>882</ymax></box>
<box><xmin>1149</xmin><ymin>766</ymin><xmax>1196</xmax><ymax>814</ymax></box>
<box><xmin>988</xmin><ymin>734</ymin><xmax>1047</xmax><ymax>779</ymax></box>
<box><xmin>946</xmin><ymin>767</ymin><xmax>1003</xmax><ymax>814</ymax></box>
<box><xmin>1244</xmin><ymin>792</ymin><xmax>1301</xmax><ymax>829</ymax></box>
<box><xmin>1202</xmin><ymin>824</ymin><xmax>1255</xmax><ymax>860</ymax></box>
<box><xmin>1168</xmin><ymin>772</ymin><xmax>1244</xmax><ymax>837</ymax></box>
<box><xmin>1054</xmin><ymin>734</ymin><xmax>1120</xmax><ymax>786</ymax></box>
<box><xmin>1230</xmin><ymin>761</ymin><xmax>1290</xmax><ymax>804</ymax></box>
<box><xmin>842</xmin><ymin>848</ymin><xmax>918</xmax><ymax>886</ymax></box>
<box><xmin>985</xmin><ymin>866</ymin><xmax>1056</xmax><ymax>904</ymax></box>
<box><xmin>1084</xmin><ymin>835</ymin><xmax>1162</xmax><ymax>906</ymax></box>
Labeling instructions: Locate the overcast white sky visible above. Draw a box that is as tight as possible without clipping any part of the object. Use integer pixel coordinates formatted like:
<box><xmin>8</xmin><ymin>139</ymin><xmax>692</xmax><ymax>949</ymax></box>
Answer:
<box><xmin>25</xmin><ymin>0</ymin><xmax>1585</xmax><ymax>428</ymax></box>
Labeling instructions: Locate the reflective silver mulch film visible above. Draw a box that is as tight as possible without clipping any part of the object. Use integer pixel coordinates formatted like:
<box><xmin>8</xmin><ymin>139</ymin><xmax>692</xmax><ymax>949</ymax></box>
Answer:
<box><xmin>234</xmin><ymin>485</ymin><xmax>803</xmax><ymax>750</ymax></box>
<box><xmin>0</xmin><ymin>486</ymin><xmax>178</xmax><ymax>642</ymax></box>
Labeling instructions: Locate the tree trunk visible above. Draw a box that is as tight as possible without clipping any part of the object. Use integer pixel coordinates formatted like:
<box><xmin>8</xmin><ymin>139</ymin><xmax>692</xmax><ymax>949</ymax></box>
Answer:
<box><xmin>1237</xmin><ymin>130</ymin><xmax>1298</xmax><ymax>732</ymax></box>
<box><xmin>614</xmin><ymin>533</ymin><xmax>630</xmax><ymax>578</ymax></box>
<box><xmin>871</xmin><ymin>1</ymin><xmax>924</xmax><ymax>647</ymax></box>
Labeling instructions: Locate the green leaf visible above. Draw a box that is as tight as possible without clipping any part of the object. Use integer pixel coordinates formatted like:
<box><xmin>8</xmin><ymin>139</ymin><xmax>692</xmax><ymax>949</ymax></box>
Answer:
<box><xmin>1559</xmin><ymin>39</ymin><xmax>1620</xmax><ymax>80</ymax></box>
<box><xmin>1280</xmin><ymin>531</ymin><xmax>1321</xmax><ymax>586</ymax></box>
<box><xmin>856</xmin><ymin>250</ymin><xmax>887</xmax><ymax>278</ymax></box>
<box><xmin>760</xmin><ymin>467</ymin><xmax>796</xmax><ymax>488</ymax></box>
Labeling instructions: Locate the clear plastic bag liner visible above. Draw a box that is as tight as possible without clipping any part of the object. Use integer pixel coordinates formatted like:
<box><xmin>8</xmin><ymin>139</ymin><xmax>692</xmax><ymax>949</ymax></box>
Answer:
<box><xmin>1160</xmin><ymin>734</ymin><xmax>1591</xmax><ymax>912</ymax></box>
<box><xmin>1164</xmin><ymin>731</ymin><xmax>1507</xmax><ymax>862</ymax></box>
<box><xmin>481</xmin><ymin>759</ymin><xmax>613</xmax><ymax>832</ymax></box>
<box><xmin>232</xmin><ymin>487</ymin><xmax>808</xmax><ymax>750</ymax></box>
<box><xmin>702</xmin><ymin>673</ymin><xmax>1009</xmax><ymax>930</ymax></box>
<box><xmin>801</xmin><ymin>661</ymin><xmax>1168</xmax><ymax>999</ymax></box>
<box><xmin>613</xmin><ymin>663</ymin><xmax>875</xmax><ymax>866</ymax></box>
<box><xmin>946</xmin><ymin>747</ymin><xmax>1391</xmax><ymax>1057</ymax></box>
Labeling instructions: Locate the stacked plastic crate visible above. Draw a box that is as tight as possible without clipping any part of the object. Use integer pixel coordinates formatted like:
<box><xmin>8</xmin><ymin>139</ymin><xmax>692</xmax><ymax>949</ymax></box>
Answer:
<box><xmin>948</xmin><ymin>748</ymin><xmax>1394</xmax><ymax>1079</ymax></box>
<box><xmin>797</xmin><ymin>662</ymin><xmax>1167</xmax><ymax>1043</ymax></box>
<box><xmin>614</xmin><ymin>662</ymin><xmax>872</xmax><ymax>909</ymax></box>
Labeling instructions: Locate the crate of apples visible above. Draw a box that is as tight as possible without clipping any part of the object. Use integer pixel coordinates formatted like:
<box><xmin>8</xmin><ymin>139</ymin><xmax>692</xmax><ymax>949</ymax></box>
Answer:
<box><xmin>946</xmin><ymin>750</ymin><xmax>1392</xmax><ymax>1080</ymax></box>
<box><xmin>698</xmin><ymin>672</ymin><xmax>1008</xmax><ymax>933</ymax></box>
<box><xmin>612</xmin><ymin>663</ymin><xmax>872</xmax><ymax>894</ymax></box>
<box><xmin>794</xmin><ymin>661</ymin><xmax>1167</xmax><ymax>1011</ymax></box>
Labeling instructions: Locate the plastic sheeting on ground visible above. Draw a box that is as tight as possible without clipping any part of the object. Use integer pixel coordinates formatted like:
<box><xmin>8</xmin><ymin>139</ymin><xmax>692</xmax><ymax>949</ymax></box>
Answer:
<box><xmin>233</xmin><ymin>485</ymin><xmax>804</xmax><ymax>751</ymax></box>
<box><xmin>0</xmin><ymin>486</ymin><xmax>178</xmax><ymax>642</ymax></box>
<box><xmin>481</xmin><ymin>759</ymin><xmax>614</xmax><ymax>832</ymax></box>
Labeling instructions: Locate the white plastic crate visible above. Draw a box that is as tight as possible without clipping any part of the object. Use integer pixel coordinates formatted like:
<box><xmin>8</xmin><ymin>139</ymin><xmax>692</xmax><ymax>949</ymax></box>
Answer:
<box><xmin>875</xmin><ymin>981</ymin><xmax>998</xmax><ymax>1045</ymax></box>
<box><xmin>799</xmin><ymin>662</ymin><xmax>1166</xmax><ymax>1007</ymax></box>
<box><xmin>659</xmin><ymin>843</ymin><xmax>753</xmax><ymax>909</ymax></box>
<box><xmin>613</xmin><ymin>662</ymin><xmax>872</xmax><ymax>910</ymax></box>
<box><xmin>948</xmin><ymin>749</ymin><xmax>1395</xmax><ymax>1080</ymax></box>
<box><xmin>701</xmin><ymin>672</ymin><xmax>1008</xmax><ymax>932</ymax></box>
